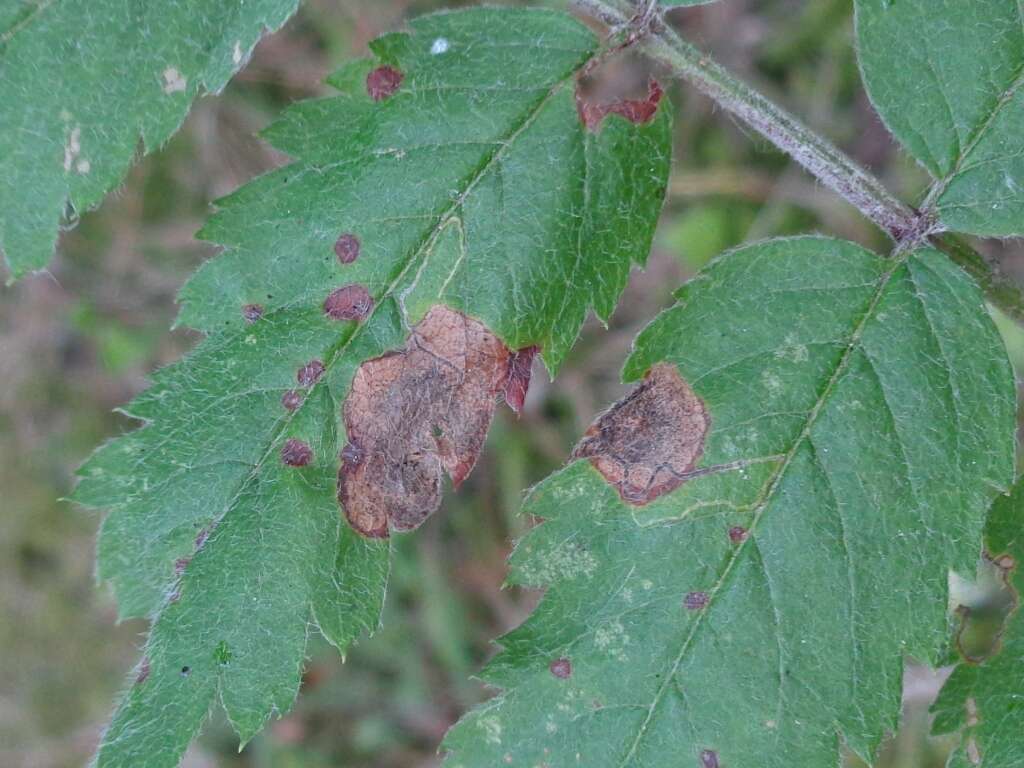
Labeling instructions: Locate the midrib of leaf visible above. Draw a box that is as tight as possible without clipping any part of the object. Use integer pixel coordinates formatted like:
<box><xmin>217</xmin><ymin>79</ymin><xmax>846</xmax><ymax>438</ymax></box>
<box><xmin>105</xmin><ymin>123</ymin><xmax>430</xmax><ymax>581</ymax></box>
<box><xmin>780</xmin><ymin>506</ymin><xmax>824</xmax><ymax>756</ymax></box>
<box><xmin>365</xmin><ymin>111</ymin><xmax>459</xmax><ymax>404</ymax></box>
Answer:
<box><xmin>0</xmin><ymin>0</ymin><xmax>54</xmax><ymax>46</ymax></box>
<box><xmin>921</xmin><ymin>38</ymin><xmax>1024</xmax><ymax>214</ymax></box>
<box><xmin>616</xmin><ymin>252</ymin><xmax>907</xmax><ymax>766</ymax></box>
<box><xmin>174</xmin><ymin>50</ymin><xmax>596</xmax><ymax>574</ymax></box>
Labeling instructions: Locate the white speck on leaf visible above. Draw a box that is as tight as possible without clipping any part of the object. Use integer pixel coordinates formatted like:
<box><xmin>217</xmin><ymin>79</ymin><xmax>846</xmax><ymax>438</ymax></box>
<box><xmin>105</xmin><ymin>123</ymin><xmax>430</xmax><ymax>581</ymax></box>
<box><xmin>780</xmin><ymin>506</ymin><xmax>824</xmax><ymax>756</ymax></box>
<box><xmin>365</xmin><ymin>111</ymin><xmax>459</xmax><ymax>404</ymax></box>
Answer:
<box><xmin>431</xmin><ymin>37</ymin><xmax>450</xmax><ymax>55</ymax></box>
<box><xmin>76</xmin><ymin>158</ymin><xmax>91</xmax><ymax>174</ymax></box>
<box><xmin>479</xmin><ymin>715</ymin><xmax>502</xmax><ymax>745</ymax></box>
<box><xmin>63</xmin><ymin>126</ymin><xmax>81</xmax><ymax>172</ymax></box>
<box><xmin>162</xmin><ymin>67</ymin><xmax>187</xmax><ymax>94</ymax></box>
<box><xmin>233</xmin><ymin>41</ymin><xmax>243</xmax><ymax>64</ymax></box>
<box><xmin>762</xmin><ymin>370</ymin><xmax>783</xmax><ymax>398</ymax></box>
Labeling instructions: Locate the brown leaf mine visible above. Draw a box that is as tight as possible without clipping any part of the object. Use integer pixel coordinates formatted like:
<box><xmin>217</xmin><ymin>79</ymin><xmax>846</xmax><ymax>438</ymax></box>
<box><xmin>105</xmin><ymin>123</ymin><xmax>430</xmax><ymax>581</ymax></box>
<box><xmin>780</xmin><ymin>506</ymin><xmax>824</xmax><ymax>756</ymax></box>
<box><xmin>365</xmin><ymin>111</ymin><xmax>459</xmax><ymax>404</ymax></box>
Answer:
<box><xmin>684</xmin><ymin>591</ymin><xmax>709</xmax><ymax>611</ymax></box>
<box><xmin>281</xmin><ymin>438</ymin><xmax>313</xmax><ymax>467</ymax></box>
<box><xmin>549</xmin><ymin>658</ymin><xmax>572</xmax><ymax>679</ymax></box>
<box><xmin>334</xmin><ymin>233</ymin><xmax>360</xmax><ymax>264</ymax></box>
<box><xmin>297</xmin><ymin>359</ymin><xmax>325</xmax><ymax>386</ymax></box>
<box><xmin>572</xmin><ymin>363</ymin><xmax>709</xmax><ymax>504</ymax></box>
<box><xmin>338</xmin><ymin>306</ymin><xmax>513</xmax><ymax>538</ymax></box>
<box><xmin>324</xmin><ymin>284</ymin><xmax>373</xmax><ymax>322</ymax></box>
<box><xmin>576</xmin><ymin>78</ymin><xmax>663</xmax><ymax>132</ymax></box>
<box><xmin>281</xmin><ymin>389</ymin><xmax>303</xmax><ymax>411</ymax></box>
<box><xmin>242</xmin><ymin>303</ymin><xmax>264</xmax><ymax>323</ymax></box>
<box><xmin>366</xmin><ymin>65</ymin><xmax>404</xmax><ymax>101</ymax></box>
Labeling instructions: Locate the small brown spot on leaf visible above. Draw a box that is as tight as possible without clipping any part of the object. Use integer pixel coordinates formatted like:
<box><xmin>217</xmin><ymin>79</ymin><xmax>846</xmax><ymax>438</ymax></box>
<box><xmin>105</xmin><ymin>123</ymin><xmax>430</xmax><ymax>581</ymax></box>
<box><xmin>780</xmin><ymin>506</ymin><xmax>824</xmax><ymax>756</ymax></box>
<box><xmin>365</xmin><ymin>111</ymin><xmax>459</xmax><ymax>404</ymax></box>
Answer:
<box><xmin>994</xmin><ymin>554</ymin><xmax>1017</xmax><ymax>571</ymax></box>
<box><xmin>281</xmin><ymin>390</ymin><xmax>303</xmax><ymax>411</ymax></box>
<box><xmin>338</xmin><ymin>306</ymin><xmax>513</xmax><ymax>538</ymax></box>
<box><xmin>684</xmin><ymin>591</ymin><xmax>709</xmax><ymax>611</ymax></box>
<box><xmin>700</xmin><ymin>750</ymin><xmax>719</xmax><ymax>768</ymax></box>
<box><xmin>549</xmin><ymin>658</ymin><xmax>572</xmax><ymax>679</ymax></box>
<box><xmin>242</xmin><ymin>303</ymin><xmax>264</xmax><ymax>323</ymax></box>
<box><xmin>728</xmin><ymin>526</ymin><xmax>748</xmax><ymax>544</ymax></box>
<box><xmin>195</xmin><ymin>526</ymin><xmax>211</xmax><ymax>549</ymax></box>
<box><xmin>505</xmin><ymin>345</ymin><xmax>538</xmax><ymax>415</ymax></box>
<box><xmin>576</xmin><ymin>78</ymin><xmax>663</xmax><ymax>132</ymax></box>
<box><xmin>366</xmin><ymin>65</ymin><xmax>404</xmax><ymax>101</ymax></box>
<box><xmin>174</xmin><ymin>557</ymin><xmax>190</xmax><ymax>576</ymax></box>
<box><xmin>136</xmin><ymin>657</ymin><xmax>151</xmax><ymax>685</ymax></box>
<box><xmin>334</xmin><ymin>233</ymin><xmax>360</xmax><ymax>264</ymax></box>
<box><xmin>180</xmin><ymin>665</ymin><xmax>191</xmax><ymax>677</ymax></box>
<box><xmin>281</xmin><ymin>438</ymin><xmax>313</xmax><ymax>467</ymax></box>
<box><xmin>572</xmin><ymin>363</ymin><xmax>709</xmax><ymax>504</ymax></box>
<box><xmin>297</xmin><ymin>359</ymin><xmax>326</xmax><ymax>386</ymax></box>
<box><xmin>324</xmin><ymin>284</ymin><xmax>373</xmax><ymax>322</ymax></box>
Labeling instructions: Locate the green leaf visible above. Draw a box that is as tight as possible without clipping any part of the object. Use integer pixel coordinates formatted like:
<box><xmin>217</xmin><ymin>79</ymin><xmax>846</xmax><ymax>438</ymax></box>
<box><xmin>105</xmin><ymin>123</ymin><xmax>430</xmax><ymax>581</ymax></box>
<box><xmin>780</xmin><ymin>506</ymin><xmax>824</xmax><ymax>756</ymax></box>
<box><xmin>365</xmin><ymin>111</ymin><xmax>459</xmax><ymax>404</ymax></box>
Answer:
<box><xmin>72</xmin><ymin>8</ymin><xmax>671</xmax><ymax>766</ymax></box>
<box><xmin>443</xmin><ymin>237</ymin><xmax>1016</xmax><ymax>767</ymax></box>
<box><xmin>0</xmin><ymin>0</ymin><xmax>301</xmax><ymax>282</ymax></box>
<box><xmin>932</xmin><ymin>479</ymin><xmax>1024</xmax><ymax>767</ymax></box>
<box><xmin>855</xmin><ymin>0</ymin><xmax>1024</xmax><ymax>237</ymax></box>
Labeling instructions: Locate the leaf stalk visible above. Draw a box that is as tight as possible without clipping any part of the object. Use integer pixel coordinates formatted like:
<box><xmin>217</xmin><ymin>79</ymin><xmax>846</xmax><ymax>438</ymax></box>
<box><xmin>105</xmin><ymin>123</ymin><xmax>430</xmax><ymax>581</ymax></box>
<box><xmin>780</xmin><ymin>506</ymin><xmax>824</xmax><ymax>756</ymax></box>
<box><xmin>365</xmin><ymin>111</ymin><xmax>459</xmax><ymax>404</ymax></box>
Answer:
<box><xmin>571</xmin><ymin>0</ymin><xmax>1024</xmax><ymax>321</ymax></box>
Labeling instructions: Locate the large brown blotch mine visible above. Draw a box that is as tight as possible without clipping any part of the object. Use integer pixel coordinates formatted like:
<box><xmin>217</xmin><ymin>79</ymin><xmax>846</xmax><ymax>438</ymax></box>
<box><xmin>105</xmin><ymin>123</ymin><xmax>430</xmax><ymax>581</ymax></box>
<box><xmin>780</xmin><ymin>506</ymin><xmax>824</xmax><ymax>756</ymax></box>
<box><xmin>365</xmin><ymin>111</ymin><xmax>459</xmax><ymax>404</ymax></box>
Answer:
<box><xmin>339</xmin><ymin>306</ymin><xmax>514</xmax><ymax>538</ymax></box>
<box><xmin>572</xmin><ymin>363</ymin><xmax>709</xmax><ymax>505</ymax></box>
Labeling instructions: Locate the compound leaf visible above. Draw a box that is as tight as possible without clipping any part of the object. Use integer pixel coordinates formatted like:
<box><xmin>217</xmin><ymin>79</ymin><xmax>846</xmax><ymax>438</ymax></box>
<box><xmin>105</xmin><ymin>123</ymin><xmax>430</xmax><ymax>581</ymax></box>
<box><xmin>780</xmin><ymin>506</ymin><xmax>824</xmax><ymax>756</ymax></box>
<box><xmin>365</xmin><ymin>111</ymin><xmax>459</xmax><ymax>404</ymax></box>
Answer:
<box><xmin>855</xmin><ymin>0</ymin><xmax>1024</xmax><ymax>237</ymax></box>
<box><xmin>443</xmin><ymin>237</ymin><xmax>1015</xmax><ymax>767</ymax></box>
<box><xmin>72</xmin><ymin>8</ymin><xmax>671</xmax><ymax>766</ymax></box>
<box><xmin>0</xmin><ymin>0</ymin><xmax>301</xmax><ymax>281</ymax></box>
<box><xmin>933</xmin><ymin>479</ymin><xmax>1024</xmax><ymax>768</ymax></box>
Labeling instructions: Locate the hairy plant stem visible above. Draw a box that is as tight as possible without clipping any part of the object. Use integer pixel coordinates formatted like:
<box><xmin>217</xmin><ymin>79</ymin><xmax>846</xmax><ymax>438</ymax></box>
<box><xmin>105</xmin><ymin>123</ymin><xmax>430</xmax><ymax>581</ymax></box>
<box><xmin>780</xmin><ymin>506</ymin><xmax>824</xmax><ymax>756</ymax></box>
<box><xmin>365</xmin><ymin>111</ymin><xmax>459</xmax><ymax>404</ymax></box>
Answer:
<box><xmin>572</xmin><ymin>0</ymin><xmax>1024</xmax><ymax>320</ymax></box>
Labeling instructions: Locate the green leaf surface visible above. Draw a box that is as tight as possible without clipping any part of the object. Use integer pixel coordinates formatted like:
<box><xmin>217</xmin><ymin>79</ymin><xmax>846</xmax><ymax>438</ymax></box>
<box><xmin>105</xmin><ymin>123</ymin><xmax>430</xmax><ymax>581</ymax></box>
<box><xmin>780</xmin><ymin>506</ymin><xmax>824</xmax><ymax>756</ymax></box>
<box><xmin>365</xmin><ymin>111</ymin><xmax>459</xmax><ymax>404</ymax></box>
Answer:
<box><xmin>0</xmin><ymin>0</ymin><xmax>301</xmax><ymax>281</ymax></box>
<box><xmin>72</xmin><ymin>8</ymin><xmax>671</xmax><ymax>766</ymax></box>
<box><xmin>855</xmin><ymin>0</ymin><xmax>1024</xmax><ymax>237</ymax></box>
<box><xmin>443</xmin><ymin>237</ymin><xmax>1016</xmax><ymax>767</ymax></box>
<box><xmin>933</xmin><ymin>479</ymin><xmax>1024</xmax><ymax>768</ymax></box>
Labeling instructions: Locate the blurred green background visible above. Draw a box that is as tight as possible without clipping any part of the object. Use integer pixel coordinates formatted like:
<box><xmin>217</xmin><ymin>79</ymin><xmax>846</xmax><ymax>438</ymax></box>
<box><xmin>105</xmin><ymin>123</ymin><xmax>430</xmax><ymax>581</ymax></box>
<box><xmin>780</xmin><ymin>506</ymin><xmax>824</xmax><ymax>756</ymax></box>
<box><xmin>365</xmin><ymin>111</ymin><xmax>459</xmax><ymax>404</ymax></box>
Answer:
<box><xmin>2</xmin><ymin>1</ymin><xmax>1023</xmax><ymax>766</ymax></box>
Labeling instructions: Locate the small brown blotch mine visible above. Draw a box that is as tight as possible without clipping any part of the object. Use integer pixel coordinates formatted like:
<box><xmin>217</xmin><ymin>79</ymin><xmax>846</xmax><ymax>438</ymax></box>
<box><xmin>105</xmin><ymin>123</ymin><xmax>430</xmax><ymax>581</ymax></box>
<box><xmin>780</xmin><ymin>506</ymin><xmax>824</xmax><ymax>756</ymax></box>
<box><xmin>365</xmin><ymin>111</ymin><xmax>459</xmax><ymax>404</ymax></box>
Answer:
<box><xmin>297</xmin><ymin>359</ymin><xmax>326</xmax><ymax>386</ymax></box>
<box><xmin>281</xmin><ymin>438</ymin><xmax>313</xmax><ymax>467</ymax></box>
<box><xmin>324</xmin><ymin>284</ymin><xmax>373</xmax><ymax>322</ymax></box>
<box><xmin>505</xmin><ymin>345</ymin><xmax>538</xmax><ymax>415</ymax></box>
<box><xmin>242</xmin><ymin>303</ymin><xmax>264</xmax><ymax>323</ymax></box>
<box><xmin>684</xmin><ymin>591</ymin><xmax>709</xmax><ymax>611</ymax></box>
<box><xmin>135</xmin><ymin>657</ymin><xmax>151</xmax><ymax>685</ymax></box>
<box><xmin>366</xmin><ymin>65</ymin><xmax>404</xmax><ymax>101</ymax></box>
<box><xmin>728</xmin><ymin>526</ymin><xmax>748</xmax><ymax>544</ymax></box>
<box><xmin>281</xmin><ymin>389</ymin><xmax>303</xmax><ymax>412</ymax></box>
<box><xmin>338</xmin><ymin>305</ymin><xmax>514</xmax><ymax>538</ymax></box>
<box><xmin>174</xmin><ymin>557</ymin><xmax>190</xmax><ymax>576</ymax></box>
<box><xmin>340</xmin><ymin>440</ymin><xmax>363</xmax><ymax>467</ymax></box>
<box><xmin>576</xmin><ymin>78</ymin><xmax>663</xmax><ymax>132</ymax></box>
<box><xmin>700</xmin><ymin>750</ymin><xmax>719</xmax><ymax>768</ymax></box>
<box><xmin>549</xmin><ymin>657</ymin><xmax>572</xmax><ymax>679</ymax></box>
<box><xmin>334</xmin><ymin>233</ymin><xmax>360</xmax><ymax>264</ymax></box>
<box><xmin>572</xmin><ymin>363</ymin><xmax>709</xmax><ymax>505</ymax></box>
<box><xmin>180</xmin><ymin>665</ymin><xmax>191</xmax><ymax>677</ymax></box>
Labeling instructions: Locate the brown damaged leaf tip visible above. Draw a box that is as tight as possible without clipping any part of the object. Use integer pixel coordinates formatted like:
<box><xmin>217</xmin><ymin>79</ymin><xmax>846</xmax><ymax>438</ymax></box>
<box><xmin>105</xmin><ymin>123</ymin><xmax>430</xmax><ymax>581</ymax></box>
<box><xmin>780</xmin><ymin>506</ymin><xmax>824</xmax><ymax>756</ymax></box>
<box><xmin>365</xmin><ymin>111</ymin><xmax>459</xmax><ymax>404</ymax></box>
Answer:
<box><xmin>338</xmin><ymin>306</ymin><xmax>514</xmax><ymax>538</ymax></box>
<box><xmin>504</xmin><ymin>345</ymin><xmax>538</xmax><ymax>415</ymax></box>
<box><xmin>572</xmin><ymin>363</ymin><xmax>709</xmax><ymax>504</ymax></box>
<box><xmin>576</xmin><ymin>78</ymin><xmax>663</xmax><ymax>132</ymax></box>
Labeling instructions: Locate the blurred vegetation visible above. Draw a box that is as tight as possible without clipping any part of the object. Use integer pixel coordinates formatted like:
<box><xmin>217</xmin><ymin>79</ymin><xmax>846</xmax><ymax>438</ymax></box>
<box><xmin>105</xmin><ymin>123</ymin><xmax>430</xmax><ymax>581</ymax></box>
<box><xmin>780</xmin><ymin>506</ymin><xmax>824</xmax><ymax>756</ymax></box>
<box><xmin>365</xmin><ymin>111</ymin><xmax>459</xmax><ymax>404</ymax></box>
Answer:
<box><xmin>2</xmin><ymin>1</ymin><xmax>1023</xmax><ymax>766</ymax></box>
